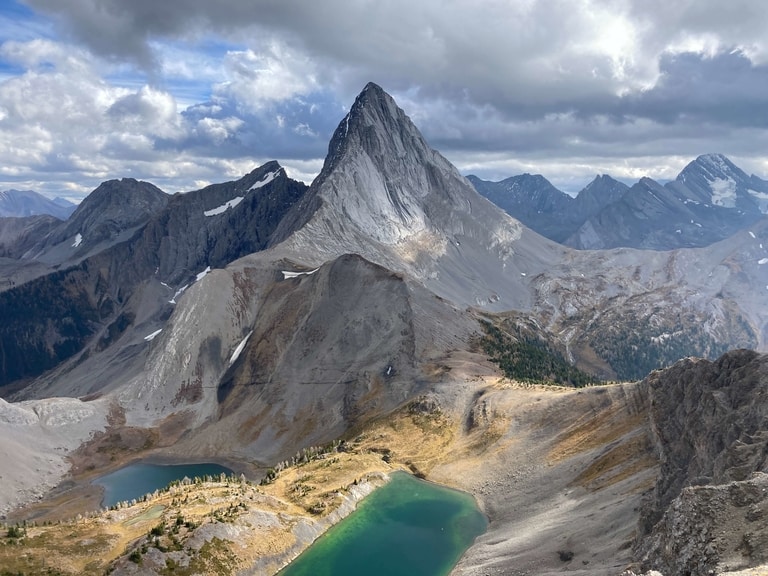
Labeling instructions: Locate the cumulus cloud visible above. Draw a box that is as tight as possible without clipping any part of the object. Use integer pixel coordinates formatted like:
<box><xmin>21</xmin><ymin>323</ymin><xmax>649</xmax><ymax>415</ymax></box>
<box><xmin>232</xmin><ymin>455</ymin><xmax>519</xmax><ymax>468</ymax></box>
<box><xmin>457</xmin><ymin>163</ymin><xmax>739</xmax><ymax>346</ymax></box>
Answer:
<box><xmin>21</xmin><ymin>0</ymin><xmax>768</xmax><ymax>104</ymax></box>
<box><xmin>1</xmin><ymin>0</ymin><xmax>767</xmax><ymax>195</ymax></box>
<box><xmin>0</xmin><ymin>37</ymin><xmax>289</xmax><ymax>196</ymax></box>
<box><xmin>213</xmin><ymin>43</ymin><xmax>318</xmax><ymax>112</ymax></box>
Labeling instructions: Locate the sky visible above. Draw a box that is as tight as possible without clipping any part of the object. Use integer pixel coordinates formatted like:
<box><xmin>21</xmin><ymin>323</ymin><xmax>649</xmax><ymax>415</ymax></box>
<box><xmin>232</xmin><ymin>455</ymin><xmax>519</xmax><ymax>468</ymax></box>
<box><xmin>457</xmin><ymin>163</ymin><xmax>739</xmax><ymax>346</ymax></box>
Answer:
<box><xmin>1</xmin><ymin>0</ymin><xmax>768</xmax><ymax>200</ymax></box>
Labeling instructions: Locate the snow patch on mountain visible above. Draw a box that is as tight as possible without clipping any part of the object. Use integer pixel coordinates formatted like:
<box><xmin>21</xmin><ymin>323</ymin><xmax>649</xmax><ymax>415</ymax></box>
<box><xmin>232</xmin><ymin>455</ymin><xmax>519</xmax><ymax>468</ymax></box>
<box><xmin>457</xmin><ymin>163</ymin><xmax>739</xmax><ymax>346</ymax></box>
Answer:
<box><xmin>144</xmin><ymin>329</ymin><xmax>163</xmax><ymax>341</ymax></box>
<box><xmin>202</xmin><ymin>167</ymin><xmax>282</xmax><ymax>217</ymax></box>
<box><xmin>71</xmin><ymin>233</ymin><xmax>82</xmax><ymax>247</ymax></box>
<box><xmin>169</xmin><ymin>284</ymin><xmax>188</xmax><ymax>304</ymax></box>
<box><xmin>248</xmin><ymin>168</ymin><xmax>282</xmax><ymax>191</ymax></box>
<box><xmin>196</xmin><ymin>266</ymin><xmax>211</xmax><ymax>282</ymax></box>
<box><xmin>282</xmin><ymin>268</ymin><xmax>319</xmax><ymax>279</ymax></box>
<box><xmin>168</xmin><ymin>267</ymin><xmax>212</xmax><ymax>304</ymax></box>
<box><xmin>749</xmin><ymin>189</ymin><xmax>768</xmax><ymax>213</ymax></box>
<box><xmin>204</xmin><ymin>197</ymin><xmax>243</xmax><ymax>217</ymax></box>
<box><xmin>229</xmin><ymin>331</ymin><xmax>253</xmax><ymax>365</ymax></box>
<box><xmin>709</xmin><ymin>178</ymin><xmax>737</xmax><ymax>208</ymax></box>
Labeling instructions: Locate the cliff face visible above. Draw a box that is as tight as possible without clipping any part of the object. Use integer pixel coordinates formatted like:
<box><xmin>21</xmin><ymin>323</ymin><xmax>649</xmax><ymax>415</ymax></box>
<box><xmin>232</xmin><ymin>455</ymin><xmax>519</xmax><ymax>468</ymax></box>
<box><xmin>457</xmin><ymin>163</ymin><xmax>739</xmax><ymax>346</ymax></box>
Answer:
<box><xmin>635</xmin><ymin>349</ymin><xmax>768</xmax><ymax>574</ymax></box>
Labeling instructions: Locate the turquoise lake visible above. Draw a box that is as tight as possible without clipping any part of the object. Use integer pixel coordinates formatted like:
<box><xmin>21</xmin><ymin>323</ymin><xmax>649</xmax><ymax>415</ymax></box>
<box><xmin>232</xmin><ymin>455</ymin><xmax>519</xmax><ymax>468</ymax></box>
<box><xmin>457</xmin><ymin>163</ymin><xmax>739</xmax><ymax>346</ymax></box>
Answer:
<box><xmin>278</xmin><ymin>472</ymin><xmax>487</xmax><ymax>576</ymax></box>
<box><xmin>93</xmin><ymin>462</ymin><xmax>233</xmax><ymax>507</ymax></box>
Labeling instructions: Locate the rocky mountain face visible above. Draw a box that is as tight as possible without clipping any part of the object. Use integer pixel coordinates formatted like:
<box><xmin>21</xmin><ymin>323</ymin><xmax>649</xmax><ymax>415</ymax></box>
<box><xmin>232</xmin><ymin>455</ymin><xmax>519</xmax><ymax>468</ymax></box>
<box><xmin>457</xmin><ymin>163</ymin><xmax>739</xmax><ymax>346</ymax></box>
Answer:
<box><xmin>116</xmin><ymin>250</ymin><xmax>477</xmax><ymax>461</ymax></box>
<box><xmin>34</xmin><ymin>178</ymin><xmax>169</xmax><ymax>264</ymax></box>
<box><xmin>0</xmin><ymin>164</ymin><xmax>307</xmax><ymax>393</ymax></box>
<box><xmin>673</xmin><ymin>153</ymin><xmax>768</xmax><ymax>213</ymax></box>
<box><xmin>467</xmin><ymin>173</ymin><xmax>580</xmax><ymax>243</ymax></box>
<box><xmin>569</xmin><ymin>175</ymin><xmax>761</xmax><ymax>251</ymax></box>
<box><xmin>633</xmin><ymin>349</ymin><xmax>768</xmax><ymax>575</ymax></box>
<box><xmin>0</xmin><ymin>179</ymin><xmax>170</xmax><ymax>268</ymax></box>
<box><xmin>573</xmin><ymin>173</ymin><xmax>629</xmax><ymax>216</ymax></box>
<box><xmin>271</xmin><ymin>82</ymin><xmax>566</xmax><ymax>314</ymax></box>
<box><xmin>468</xmin><ymin>172</ymin><xmax>630</xmax><ymax>244</ymax></box>
<box><xmin>473</xmin><ymin>154</ymin><xmax>768</xmax><ymax>251</ymax></box>
<box><xmin>467</xmin><ymin>172</ymin><xmax>629</xmax><ymax>243</ymax></box>
<box><xmin>0</xmin><ymin>215</ymin><xmax>61</xmax><ymax>260</ymax></box>
<box><xmin>0</xmin><ymin>189</ymin><xmax>76</xmax><ymax>220</ymax></box>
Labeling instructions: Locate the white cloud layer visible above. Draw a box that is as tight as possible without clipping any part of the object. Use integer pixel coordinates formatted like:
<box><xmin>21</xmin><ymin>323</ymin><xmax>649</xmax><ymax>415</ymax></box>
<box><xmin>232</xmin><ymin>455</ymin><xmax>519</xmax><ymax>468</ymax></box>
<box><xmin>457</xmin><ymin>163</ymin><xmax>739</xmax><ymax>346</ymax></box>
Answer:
<box><xmin>0</xmin><ymin>0</ymin><xmax>766</xmax><ymax>197</ymax></box>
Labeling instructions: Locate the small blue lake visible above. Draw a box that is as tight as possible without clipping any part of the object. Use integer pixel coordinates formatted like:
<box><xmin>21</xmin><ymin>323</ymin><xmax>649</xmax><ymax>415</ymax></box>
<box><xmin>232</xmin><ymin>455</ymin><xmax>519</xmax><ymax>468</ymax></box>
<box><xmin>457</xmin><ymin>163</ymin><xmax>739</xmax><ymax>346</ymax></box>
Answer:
<box><xmin>278</xmin><ymin>471</ymin><xmax>487</xmax><ymax>576</ymax></box>
<box><xmin>93</xmin><ymin>462</ymin><xmax>233</xmax><ymax>508</ymax></box>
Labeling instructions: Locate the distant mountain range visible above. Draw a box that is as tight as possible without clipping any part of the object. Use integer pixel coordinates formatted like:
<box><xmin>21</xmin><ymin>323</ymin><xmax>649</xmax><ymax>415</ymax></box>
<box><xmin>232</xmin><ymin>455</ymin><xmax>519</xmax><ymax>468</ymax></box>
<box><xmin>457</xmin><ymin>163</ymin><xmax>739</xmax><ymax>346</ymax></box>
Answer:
<box><xmin>469</xmin><ymin>153</ymin><xmax>768</xmax><ymax>250</ymax></box>
<box><xmin>0</xmin><ymin>189</ymin><xmax>76</xmax><ymax>220</ymax></box>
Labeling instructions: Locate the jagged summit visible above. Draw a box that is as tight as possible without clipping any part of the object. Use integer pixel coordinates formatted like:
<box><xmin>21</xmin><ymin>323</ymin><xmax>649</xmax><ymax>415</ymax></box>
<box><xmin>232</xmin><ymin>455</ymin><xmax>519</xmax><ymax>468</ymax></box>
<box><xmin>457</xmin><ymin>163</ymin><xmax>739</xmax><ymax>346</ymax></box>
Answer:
<box><xmin>323</xmin><ymin>81</ymin><xmax>455</xmax><ymax>195</ymax></box>
<box><xmin>575</xmin><ymin>174</ymin><xmax>628</xmax><ymax>203</ymax></box>
<box><xmin>571</xmin><ymin>174</ymin><xmax>629</xmax><ymax>226</ymax></box>
<box><xmin>581</xmin><ymin>173</ymin><xmax>625</xmax><ymax>188</ymax></box>
<box><xmin>315</xmin><ymin>82</ymin><xmax>413</xmax><ymax>186</ymax></box>
<box><xmin>277</xmin><ymin>82</ymin><xmax>485</xmax><ymax>251</ymax></box>
<box><xmin>691</xmin><ymin>152</ymin><xmax>742</xmax><ymax>174</ymax></box>
<box><xmin>678</xmin><ymin>153</ymin><xmax>750</xmax><ymax>191</ymax></box>
<box><xmin>271</xmin><ymin>83</ymin><xmax>567</xmax><ymax>311</ymax></box>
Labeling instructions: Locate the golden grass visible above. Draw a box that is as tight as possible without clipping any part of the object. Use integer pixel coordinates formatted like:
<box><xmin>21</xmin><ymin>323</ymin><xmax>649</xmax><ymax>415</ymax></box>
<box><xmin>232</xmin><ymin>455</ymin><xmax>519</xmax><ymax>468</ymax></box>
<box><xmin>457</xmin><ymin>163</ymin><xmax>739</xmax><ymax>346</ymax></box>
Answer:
<box><xmin>548</xmin><ymin>404</ymin><xmax>646</xmax><ymax>463</ymax></box>
<box><xmin>0</xmin><ymin>402</ymin><xmax>459</xmax><ymax>575</ymax></box>
<box><xmin>570</xmin><ymin>434</ymin><xmax>657</xmax><ymax>491</ymax></box>
<box><xmin>0</xmin><ymin>383</ymin><xmax>659</xmax><ymax>575</ymax></box>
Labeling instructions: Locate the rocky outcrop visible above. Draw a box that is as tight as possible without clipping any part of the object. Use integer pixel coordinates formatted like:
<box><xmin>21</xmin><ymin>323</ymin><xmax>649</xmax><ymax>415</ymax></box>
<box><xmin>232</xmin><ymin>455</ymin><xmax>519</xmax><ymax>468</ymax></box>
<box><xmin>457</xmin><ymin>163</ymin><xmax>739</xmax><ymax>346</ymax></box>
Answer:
<box><xmin>637</xmin><ymin>473</ymin><xmax>768</xmax><ymax>575</ymax></box>
<box><xmin>0</xmin><ymin>214</ymin><xmax>61</xmax><ymax>259</ymax></box>
<box><xmin>634</xmin><ymin>349</ymin><xmax>768</xmax><ymax>574</ymax></box>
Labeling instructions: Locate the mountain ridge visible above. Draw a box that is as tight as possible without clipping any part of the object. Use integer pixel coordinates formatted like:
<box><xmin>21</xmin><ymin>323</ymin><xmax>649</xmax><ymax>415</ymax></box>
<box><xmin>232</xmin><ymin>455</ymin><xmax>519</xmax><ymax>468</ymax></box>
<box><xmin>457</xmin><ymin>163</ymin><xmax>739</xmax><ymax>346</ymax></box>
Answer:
<box><xmin>0</xmin><ymin>162</ymin><xmax>308</xmax><ymax>391</ymax></box>
<box><xmin>0</xmin><ymin>189</ymin><xmax>76</xmax><ymax>220</ymax></box>
<box><xmin>471</xmin><ymin>153</ymin><xmax>768</xmax><ymax>250</ymax></box>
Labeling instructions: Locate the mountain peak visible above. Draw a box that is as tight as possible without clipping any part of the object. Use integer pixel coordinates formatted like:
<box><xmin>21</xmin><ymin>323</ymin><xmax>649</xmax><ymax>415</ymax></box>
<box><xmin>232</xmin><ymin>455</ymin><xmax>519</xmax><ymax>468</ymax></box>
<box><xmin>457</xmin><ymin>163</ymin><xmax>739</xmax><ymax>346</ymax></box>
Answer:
<box><xmin>360</xmin><ymin>81</ymin><xmax>388</xmax><ymax>100</ymax></box>
<box><xmin>323</xmin><ymin>82</ymin><xmax>406</xmax><ymax>169</ymax></box>
<box><xmin>61</xmin><ymin>178</ymin><xmax>169</xmax><ymax>246</ymax></box>
<box><xmin>680</xmin><ymin>153</ymin><xmax>747</xmax><ymax>182</ymax></box>
<box><xmin>574</xmin><ymin>174</ymin><xmax>628</xmax><ymax>211</ymax></box>
<box><xmin>290</xmin><ymin>82</ymin><xmax>465</xmax><ymax>247</ymax></box>
<box><xmin>276</xmin><ymin>82</ymin><xmax>523</xmax><ymax>268</ymax></box>
<box><xmin>589</xmin><ymin>174</ymin><xmax>618</xmax><ymax>184</ymax></box>
<box><xmin>696</xmin><ymin>152</ymin><xmax>730</xmax><ymax>165</ymax></box>
<box><xmin>674</xmin><ymin>153</ymin><xmax>768</xmax><ymax>213</ymax></box>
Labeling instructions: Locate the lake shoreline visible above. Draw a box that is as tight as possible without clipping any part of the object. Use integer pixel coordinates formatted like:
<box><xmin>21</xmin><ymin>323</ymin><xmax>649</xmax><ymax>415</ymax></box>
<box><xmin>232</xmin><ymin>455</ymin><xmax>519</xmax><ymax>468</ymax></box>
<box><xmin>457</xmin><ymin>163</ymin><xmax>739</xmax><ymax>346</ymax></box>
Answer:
<box><xmin>276</xmin><ymin>471</ymin><xmax>487</xmax><ymax>576</ymax></box>
<box><xmin>94</xmin><ymin>461</ymin><xmax>236</xmax><ymax>508</ymax></box>
<box><xmin>6</xmin><ymin>448</ymin><xmax>256</xmax><ymax>524</ymax></box>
